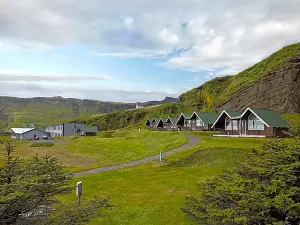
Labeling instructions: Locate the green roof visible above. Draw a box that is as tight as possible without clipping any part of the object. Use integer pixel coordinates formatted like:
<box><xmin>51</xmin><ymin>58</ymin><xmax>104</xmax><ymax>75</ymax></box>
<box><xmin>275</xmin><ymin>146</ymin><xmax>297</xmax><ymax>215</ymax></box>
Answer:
<box><xmin>168</xmin><ymin>117</ymin><xmax>178</xmax><ymax>125</ymax></box>
<box><xmin>249</xmin><ymin>108</ymin><xmax>290</xmax><ymax>128</ymax></box>
<box><xmin>194</xmin><ymin>112</ymin><xmax>218</xmax><ymax>124</ymax></box>
<box><xmin>225</xmin><ymin>110</ymin><xmax>242</xmax><ymax>118</ymax></box>
<box><xmin>182</xmin><ymin>113</ymin><xmax>192</xmax><ymax>119</ymax></box>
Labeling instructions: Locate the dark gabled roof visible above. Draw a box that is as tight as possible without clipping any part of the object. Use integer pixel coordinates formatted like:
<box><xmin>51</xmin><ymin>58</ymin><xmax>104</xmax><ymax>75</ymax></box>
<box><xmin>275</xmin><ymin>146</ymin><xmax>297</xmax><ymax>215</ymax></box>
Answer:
<box><xmin>194</xmin><ymin>112</ymin><xmax>218</xmax><ymax>124</ymax></box>
<box><xmin>212</xmin><ymin>110</ymin><xmax>242</xmax><ymax>128</ymax></box>
<box><xmin>168</xmin><ymin>117</ymin><xmax>178</xmax><ymax>125</ymax></box>
<box><xmin>245</xmin><ymin>108</ymin><xmax>291</xmax><ymax>128</ymax></box>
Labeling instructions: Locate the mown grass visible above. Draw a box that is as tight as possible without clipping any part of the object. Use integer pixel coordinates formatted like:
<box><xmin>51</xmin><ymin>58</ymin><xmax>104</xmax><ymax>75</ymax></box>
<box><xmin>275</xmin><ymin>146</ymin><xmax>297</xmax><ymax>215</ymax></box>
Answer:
<box><xmin>0</xmin><ymin>130</ymin><xmax>187</xmax><ymax>172</ymax></box>
<box><xmin>65</xmin><ymin>130</ymin><xmax>187</xmax><ymax>171</ymax></box>
<box><xmin>61</xmin><ymin>132</ymin><xmax>265</xmax><ymax>225</ymax></box>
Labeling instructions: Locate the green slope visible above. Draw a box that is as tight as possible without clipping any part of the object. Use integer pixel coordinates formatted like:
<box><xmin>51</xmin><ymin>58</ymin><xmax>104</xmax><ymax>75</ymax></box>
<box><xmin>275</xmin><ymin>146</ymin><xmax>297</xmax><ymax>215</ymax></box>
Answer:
<box><xmin>179</xmin><ymin>43</ymin><xmax>300</xmax><ymax>111</ymax></box>
<box><xmin>76</xmin><ymin>43</ymin><xmax>300</xmax><ymax>130</ymax></box>
<box><xmin>0</xmin><ymin>96</ymin><xmax>136</xmax><ymax>128</ymax></box>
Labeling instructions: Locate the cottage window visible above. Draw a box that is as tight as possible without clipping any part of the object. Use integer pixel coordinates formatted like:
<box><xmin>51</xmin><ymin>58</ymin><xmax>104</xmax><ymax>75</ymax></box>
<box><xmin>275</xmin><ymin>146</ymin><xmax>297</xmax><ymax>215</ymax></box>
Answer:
<box><xmin>225</xmin><ymin>117</ymin><xmax>238</xmax><ymax>130</ymax></box>
<box><xmin>248</xmin><ymin>114</ymin><xmax>264</xmax><ymax>130</ymax></box>
<box><xmin>196</xmin><ymin>119</ymin><xmax>203</xmax><ymax>126</ymax></box>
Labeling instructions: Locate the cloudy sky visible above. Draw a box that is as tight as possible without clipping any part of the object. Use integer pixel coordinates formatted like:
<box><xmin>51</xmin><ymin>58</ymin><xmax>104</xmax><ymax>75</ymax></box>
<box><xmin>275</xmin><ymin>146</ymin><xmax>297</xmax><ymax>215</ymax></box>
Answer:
<box><xmin>0</xmin><ymin>0</ymin><xmax>299</xmax><ymax>102</ymax></box>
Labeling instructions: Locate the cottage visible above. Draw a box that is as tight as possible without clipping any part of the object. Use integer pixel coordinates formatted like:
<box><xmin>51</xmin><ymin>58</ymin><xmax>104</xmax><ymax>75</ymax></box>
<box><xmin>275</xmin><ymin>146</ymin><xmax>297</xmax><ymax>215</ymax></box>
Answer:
<box><xmin>211</xmin><ymin>110</ymin><xmax>242</xmax><ymax>136</ymax></box>
<box><xmin>212</xmin><ymin>108</ymin><xmax>290</xmax><ymax>137</ymax></box>
<box><xmin>190</xmin><ymin>111</ymin><xmax>218</xmax><ymax>130</ymax></box>
<box><xmin>45</xmin><ymin>123</ymin><xmax>98</xmax><ymax>137</ymax></box>
<box><xmin>175</xmin><ymin>113</ymin><xmax>192</xmax><ymax>130</ymax></box>
<box><xmin>11</xmin><ymin>128</ymin><xmax>49</xmax><ymax>140</ymax></box>
<box><xmin>155</xmin><ymin>118</ymin><xmax>168</xmax><ymax>129</ymax></box>
<box><xmin>145</xmin><ymin>118</ymin><xmax>160</xmax><ymax>129</ymax></box>
<box><xmin>166</xmin><ymin>117</ymin><xmax>178</xmax><ymax>130</ymax></box>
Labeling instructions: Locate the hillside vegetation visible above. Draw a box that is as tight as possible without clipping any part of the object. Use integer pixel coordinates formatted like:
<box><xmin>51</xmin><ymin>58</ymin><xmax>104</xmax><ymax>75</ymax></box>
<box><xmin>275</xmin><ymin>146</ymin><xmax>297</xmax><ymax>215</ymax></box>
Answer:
<box><xmin>0</xmin><ymin>96</ymin><xmax>178</xmax><ymax>129</ymax></box>
<box><xmin>75</xmin><ymin>43</ymin><xmax>300</xmax><ymax>130</ymax></box>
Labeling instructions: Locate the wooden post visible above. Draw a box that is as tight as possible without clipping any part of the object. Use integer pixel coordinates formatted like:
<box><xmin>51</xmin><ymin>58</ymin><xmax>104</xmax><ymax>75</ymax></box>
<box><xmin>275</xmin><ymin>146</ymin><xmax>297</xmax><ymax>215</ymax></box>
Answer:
<box><xmin>159</xmin><ymin>152</ymin><xmax>163</xmax><ymax>162</ymax></box>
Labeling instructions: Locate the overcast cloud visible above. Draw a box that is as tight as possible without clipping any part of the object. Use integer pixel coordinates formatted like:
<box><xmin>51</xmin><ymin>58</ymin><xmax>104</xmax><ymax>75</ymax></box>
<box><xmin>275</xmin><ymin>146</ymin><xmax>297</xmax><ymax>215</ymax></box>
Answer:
<box><xmin>0</xmin><ymin>0</ymin><xmax>300</xmax><ymax>101</ymax></box>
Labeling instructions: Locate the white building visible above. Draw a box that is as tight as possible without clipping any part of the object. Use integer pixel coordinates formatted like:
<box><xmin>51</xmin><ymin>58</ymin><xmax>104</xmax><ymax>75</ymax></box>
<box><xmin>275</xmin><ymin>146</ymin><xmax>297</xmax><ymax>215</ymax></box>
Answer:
<box><xmin>136</xmin><ymin>102</ymin><xmax>144</xmax><ymax>109</ymax></box>
<box><xmin>11</xmin><ymin>128</ymin><xmax>48</xmax><ymax>140</ymax></box>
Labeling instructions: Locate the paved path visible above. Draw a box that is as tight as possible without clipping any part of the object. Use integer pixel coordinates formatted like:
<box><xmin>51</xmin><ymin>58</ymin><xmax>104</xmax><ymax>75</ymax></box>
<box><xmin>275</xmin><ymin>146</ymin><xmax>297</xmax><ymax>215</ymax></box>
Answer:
<box><xmin>73</xmin><ymin>134</ymin><xmax>199</xmax><ymax>177</ymax></box>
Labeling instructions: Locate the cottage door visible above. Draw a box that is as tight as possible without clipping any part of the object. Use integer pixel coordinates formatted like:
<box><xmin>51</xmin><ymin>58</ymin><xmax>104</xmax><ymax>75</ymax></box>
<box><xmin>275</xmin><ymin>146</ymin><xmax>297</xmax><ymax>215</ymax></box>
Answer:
<box><xmin>241</xmin><ymin>121</ymin><xmax>246</xmax><ymax>135</ymax></box>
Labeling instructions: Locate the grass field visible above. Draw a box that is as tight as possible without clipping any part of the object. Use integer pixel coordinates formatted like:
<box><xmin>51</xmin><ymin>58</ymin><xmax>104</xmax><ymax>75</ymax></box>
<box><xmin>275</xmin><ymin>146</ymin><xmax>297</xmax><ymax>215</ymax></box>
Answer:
<box><xmin>0</xmin><ymin>130</ymin><xmax>187</xmax><ymax>171</ymax></box>
<box><xmin>61</xmin><ymin>132</ymin><xmax>265</xmax><ymax>225</ymax></box>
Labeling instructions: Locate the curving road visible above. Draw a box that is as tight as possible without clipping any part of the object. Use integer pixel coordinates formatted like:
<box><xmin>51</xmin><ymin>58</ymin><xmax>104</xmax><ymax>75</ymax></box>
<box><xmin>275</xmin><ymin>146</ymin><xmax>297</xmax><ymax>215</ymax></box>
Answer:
<box><xmin>73</xmin><ymin>134</ymin><xmax>199</xmax><ymax>177</ymax></box>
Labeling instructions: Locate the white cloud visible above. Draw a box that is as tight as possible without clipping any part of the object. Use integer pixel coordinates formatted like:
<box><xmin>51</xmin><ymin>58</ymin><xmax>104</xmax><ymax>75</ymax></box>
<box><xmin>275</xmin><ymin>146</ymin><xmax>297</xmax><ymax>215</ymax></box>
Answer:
<box><xmin>0</xmin><ymin>81</ymin><xmax>178</xmax><ymax>102</ymax></box>
<box><xmin>0</xmin><ymin>70</ymin><xmax>112</xmax><ymax>81</ymax></box>
<box><xmin>0</xmin><ymin>0</ymin><xmax>299</xmax><ymax>79</ymax></box>
<box><xmin>95</xmin><ymin>52</ymin><xmax>167</xmax><ymax>58</ymax></box>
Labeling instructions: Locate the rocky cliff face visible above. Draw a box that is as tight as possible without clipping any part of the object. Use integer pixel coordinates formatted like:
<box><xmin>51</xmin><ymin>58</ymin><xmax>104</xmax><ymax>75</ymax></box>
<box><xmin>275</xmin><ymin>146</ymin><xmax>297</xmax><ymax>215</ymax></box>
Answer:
<box><xmin>216</xmin><ymin>58</ymin><xmax>300</xmax><ymax>113</ymax></box>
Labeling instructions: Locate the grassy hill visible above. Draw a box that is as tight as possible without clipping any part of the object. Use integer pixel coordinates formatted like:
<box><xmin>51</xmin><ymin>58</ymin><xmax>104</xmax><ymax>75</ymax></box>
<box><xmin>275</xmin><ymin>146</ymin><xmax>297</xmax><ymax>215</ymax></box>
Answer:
<box><xmin>0</xmin><ymin>96</ymin><xmax>178</xmax><ymax>129</ymax></box>
<box><xmin>75</xmin><ymin>43</ymin><xmax>300</xmax><ymax>130</ymax></box>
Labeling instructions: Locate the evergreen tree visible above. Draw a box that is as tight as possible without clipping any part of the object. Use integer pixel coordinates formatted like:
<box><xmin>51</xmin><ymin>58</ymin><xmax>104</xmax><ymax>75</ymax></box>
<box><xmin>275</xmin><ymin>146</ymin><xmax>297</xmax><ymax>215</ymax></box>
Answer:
<box><xmin>0</xmin><ymin>141</ymin><xmax>111</xmax><ymax>225</ymax></box>
<box><xmin>183</xmin><ymin>139</ymin><xmax>300</xmax><ymax>225</ymax></box>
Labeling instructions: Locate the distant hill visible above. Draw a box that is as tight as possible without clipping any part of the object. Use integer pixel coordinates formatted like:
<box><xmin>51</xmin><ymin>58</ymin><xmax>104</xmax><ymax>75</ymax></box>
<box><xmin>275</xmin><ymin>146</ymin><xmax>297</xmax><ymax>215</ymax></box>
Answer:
<box><xmin>142</xmin><ymin>97</ymin><xmax>178</xmax><ymax>107</ymax></box>
<box><xmin>0</xmin><ymin>96</ymin><xmax>178</xmax><ymax>129</ymax></box>
<box><xmin>75</xmin><ymin>43</ymin><xmax>300</xmax><ymax>130</ymax></box>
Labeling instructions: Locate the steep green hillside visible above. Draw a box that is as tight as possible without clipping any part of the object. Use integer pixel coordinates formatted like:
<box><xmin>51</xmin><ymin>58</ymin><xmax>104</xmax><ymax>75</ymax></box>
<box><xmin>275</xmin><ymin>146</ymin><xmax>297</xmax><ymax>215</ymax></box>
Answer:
<box><xmin>0</xmin><ymin>96</ymin><xmax>136</xmax><ymax>128</ymax></box>
<box><xmin>77</xmin><ymin>43</ymin><xmax>300</xmax><ymax>130</ymax></box>
<box><xmin>179</xmin><ymin>43</ymin><xmax>300</xmax><ymax>111</ymax></box>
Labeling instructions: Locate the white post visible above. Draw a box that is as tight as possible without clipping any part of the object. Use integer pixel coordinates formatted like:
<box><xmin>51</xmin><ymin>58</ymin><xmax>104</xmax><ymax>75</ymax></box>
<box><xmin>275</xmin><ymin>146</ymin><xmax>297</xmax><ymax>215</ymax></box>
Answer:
<box><xmin>76</xmin><ymin>181</ymin><xmax>83</xmax><ymax>208</ymax></box>
<box><xmin>159</xmin><ymin>152</ymin><xmax>163</xmax><ymax>162</ymax></box>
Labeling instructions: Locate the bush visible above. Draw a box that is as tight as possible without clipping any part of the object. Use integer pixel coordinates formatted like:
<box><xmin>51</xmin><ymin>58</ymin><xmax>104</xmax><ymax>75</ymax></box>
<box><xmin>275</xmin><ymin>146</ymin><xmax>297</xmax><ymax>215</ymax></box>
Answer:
<box><xmin>30</xmin><ymin>142</ymin><xmax>54</xmax><ymax>147</ymax></box>
<box><xmin>183</xmin><ymin>139</ymin><xmax>300</xmax><ymax>225</ymax></box>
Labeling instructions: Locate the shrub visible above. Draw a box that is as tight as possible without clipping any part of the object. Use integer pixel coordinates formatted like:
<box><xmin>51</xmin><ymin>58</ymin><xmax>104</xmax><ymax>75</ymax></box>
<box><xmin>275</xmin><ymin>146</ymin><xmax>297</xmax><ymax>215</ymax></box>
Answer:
<box><xmin>30</xmin><ymin>142</ymin><xmax>54</xmax><ymax>147</ymax></box>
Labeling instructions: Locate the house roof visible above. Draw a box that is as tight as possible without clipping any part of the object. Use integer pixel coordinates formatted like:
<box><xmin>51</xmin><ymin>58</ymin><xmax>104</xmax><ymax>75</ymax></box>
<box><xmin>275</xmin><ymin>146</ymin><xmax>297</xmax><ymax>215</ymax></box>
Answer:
<box><xmin>211</xmin><ymin>110</ymin><xmax>242</xmax><ymax>128</ymax></box>
<box><xmin>175</xmin><ymin>113</ymin><xmax>192</xmax><ymax>125</ymax></box>
<box><xmin>193</xmin><ymin>112</ymin><xmax>218</xmax><ymax>124</ymax></box>
<box><xmin>82</xmin><ymin>126</ymin><xmax>98</xmax><ymax>133</ymax></box>
<box><xmin>182</xmin><ymin>114</ymin><xmax>192</xmax><ymax>119</ymax></box>
<box><xmin>242</xmin><ymin>108</ymin><xmax>291</xmax><ymax>128</ymax></box>
<box><xmin>168</xmin><ymin>117</ymin><xmax>178</xmax><ymax>125</ymax></box>
<box><xmin>11</xmin><ymin>128</ymin><xmax>34</xmax><ymax>134</ymax></box>
<box><xmin>152</xmin><ymin>118</ymin><xmax>160</xmax><ymax>122</ymax></box>
<box><xmin>225</xmin><ymin>110</ymin><xmax>242</xmax><ymax>118</ymax></box>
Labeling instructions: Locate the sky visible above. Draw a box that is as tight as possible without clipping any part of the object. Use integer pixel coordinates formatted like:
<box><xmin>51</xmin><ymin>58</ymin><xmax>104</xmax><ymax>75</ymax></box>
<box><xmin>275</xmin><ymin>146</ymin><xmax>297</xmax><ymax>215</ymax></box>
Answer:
<box><xmin>0</xmin><ymin>0</ymin><xmax>300</xmax><ymax>102</ymax></box>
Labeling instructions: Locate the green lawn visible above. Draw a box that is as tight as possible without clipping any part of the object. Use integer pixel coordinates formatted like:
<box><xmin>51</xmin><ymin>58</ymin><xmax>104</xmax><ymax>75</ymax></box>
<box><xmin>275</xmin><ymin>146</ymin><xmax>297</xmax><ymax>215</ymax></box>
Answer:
<box><xmin>0</xmin><ymin>130</ymin><xmax>187</xmax><ymax>172</ymax></box>
<box><xmin>62</xmin><ymin>132</ymin><xmax>265</xmax><ymax>225</ymax></box>
<box><xmin>65</xmin><ymin>130</ymin><xmax>187</xmax><ymax>171</ymax></box>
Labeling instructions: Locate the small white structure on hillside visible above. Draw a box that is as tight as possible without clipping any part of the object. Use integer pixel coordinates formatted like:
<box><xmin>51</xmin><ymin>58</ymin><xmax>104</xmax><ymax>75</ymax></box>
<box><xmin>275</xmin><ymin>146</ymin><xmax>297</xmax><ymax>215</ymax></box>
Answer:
<box><xmin>11</xmin><ymin>128</ymin><xmax>48</xmax><ymax>140</ymax></box>
<box><xmin>136</xmin><ymin>102</ymin><xmax>144</xmax><ymax>109</ymax></box>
